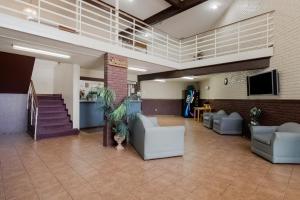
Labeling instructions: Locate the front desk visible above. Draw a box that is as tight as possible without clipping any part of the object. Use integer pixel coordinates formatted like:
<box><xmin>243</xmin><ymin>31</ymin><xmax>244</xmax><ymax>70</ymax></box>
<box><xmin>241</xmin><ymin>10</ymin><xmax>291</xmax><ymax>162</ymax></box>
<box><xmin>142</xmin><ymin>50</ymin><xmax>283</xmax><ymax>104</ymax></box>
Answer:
<box><xmin>80</xmin><ymin>100</ymin><xmax>141</xmax><ymax>129</ymax></box>
<box><xmin>80</xmin><ymin>101</ymin><xmax>105</xmax><ymax>129</ymax></box>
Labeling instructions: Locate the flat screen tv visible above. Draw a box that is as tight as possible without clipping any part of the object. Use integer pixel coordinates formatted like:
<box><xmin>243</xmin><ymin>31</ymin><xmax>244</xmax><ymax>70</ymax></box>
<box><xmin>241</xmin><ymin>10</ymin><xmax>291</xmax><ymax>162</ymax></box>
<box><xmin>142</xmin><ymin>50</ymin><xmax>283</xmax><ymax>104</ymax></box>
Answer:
<box><xmin>247</xmin><ymin>70</ymin><xmax>279</xmax><ymax>96</ymax></box>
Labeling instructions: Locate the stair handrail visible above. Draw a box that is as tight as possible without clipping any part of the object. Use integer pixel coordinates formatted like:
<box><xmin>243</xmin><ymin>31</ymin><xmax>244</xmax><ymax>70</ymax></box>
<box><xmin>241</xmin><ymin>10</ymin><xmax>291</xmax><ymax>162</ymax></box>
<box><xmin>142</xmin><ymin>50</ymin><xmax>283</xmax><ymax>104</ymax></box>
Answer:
<box><xmin>27</xmin><ymin>80</ymin><xmax>39</xmax><ymax>140</ymax></box>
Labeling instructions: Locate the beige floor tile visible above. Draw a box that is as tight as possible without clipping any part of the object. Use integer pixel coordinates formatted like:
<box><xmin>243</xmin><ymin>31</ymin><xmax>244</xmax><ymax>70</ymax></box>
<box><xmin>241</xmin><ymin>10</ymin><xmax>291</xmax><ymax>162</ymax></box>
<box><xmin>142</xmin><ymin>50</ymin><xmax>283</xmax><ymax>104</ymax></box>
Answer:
<box><xmin>0</xmin><ymin>116</ymin><xmax>299</xmax><ymax>200</ymax></box>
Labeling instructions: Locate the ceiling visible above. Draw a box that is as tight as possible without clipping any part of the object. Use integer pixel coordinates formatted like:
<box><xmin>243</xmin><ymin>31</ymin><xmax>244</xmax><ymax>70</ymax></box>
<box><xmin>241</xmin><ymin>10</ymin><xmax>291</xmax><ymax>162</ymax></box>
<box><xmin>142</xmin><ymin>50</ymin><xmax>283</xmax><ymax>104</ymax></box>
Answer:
<box><xmin>101</xmin><ymin>0</ymin><xmax>171</xmax><ymax>20</ymax></box>
<box><xmin>154</xmin><ymin>0</ymin><xmax>234</xmax><ymax>38</ymax></box>
<box><xmin>0</xmin><ymin>27</ymin><xmax>105</xmax><ymax>68</ymax></box>
<box><xmin>128</xmin><ymin>59</ymin><xmax>173</xmax><ymax>75</ymax></box>
<box><xmin>0</xmin><ymin>27</ymin><xmax>174</xmax><ymax>75</ymax></box>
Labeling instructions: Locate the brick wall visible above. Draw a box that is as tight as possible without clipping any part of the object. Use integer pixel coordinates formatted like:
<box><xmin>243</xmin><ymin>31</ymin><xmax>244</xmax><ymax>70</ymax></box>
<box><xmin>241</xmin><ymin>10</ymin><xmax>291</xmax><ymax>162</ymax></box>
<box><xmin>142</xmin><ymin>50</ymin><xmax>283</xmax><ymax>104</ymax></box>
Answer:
<box><xmin>104</xmin><ymin>53</ymin><xmax>128</xmax><ymax>104</ymax></box>
<box><xmin>205</xmin><ymin>99</ymin><xmax>300</xmax><ymax>138</ymax></box>
<box><xmin>103</xmin><ymin>53</ymin><xmax>128</xmax><ymax>146</ymax></box>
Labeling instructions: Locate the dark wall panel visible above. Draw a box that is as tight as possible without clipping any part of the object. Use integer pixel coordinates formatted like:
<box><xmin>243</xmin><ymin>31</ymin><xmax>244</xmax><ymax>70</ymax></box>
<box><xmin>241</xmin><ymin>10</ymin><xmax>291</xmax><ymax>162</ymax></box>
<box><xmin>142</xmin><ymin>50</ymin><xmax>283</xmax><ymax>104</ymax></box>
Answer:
<box><xmin>142</xmin><ymin>99</ymin><xmax>183</xmax><ymax>116</ymax></box>
<box><xmin>0</xmin><ymin>52</ymin><xmax>35</xmax><ymax>94</ymax></box>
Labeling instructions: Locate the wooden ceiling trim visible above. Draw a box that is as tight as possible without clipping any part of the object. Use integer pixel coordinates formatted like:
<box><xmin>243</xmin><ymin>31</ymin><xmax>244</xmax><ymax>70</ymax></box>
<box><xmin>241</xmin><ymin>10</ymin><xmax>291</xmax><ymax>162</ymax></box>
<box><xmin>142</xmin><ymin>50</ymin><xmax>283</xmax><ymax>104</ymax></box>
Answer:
<box><xmin>138</xmin><ymin>58</ymin><xmax>271</xmax><ymax>81</ymax></box>
<box><xmin>144</xmin><ymin>0</ymin><xmax>208</xmax><ymax>25</ymax></box>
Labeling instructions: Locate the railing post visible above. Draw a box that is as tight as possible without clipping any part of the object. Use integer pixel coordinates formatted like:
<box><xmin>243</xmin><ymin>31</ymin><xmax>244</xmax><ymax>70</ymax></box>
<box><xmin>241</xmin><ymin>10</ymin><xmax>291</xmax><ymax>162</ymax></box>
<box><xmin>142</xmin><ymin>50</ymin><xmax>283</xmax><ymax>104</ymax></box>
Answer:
<box><xmin>151</xmin><ymin>27</ymin><xmax>154</xmax><ymax>55</ymax></box>
<box><xmin>79</xmin><ymin>0</ymin><xmax>82</xmax><ymax>35</ymax></box>
<box><xmin>109</xmin><ymin>8</ymin><xmax>113</xmax><ymax>42</ymax></box>
<box><xmin>38</xmin><ymin>0</ymin><xmax>41</xmax><ymax>23</ymax></box>
<box><xmin>27</xmin><ymin>86</ymin><xmax>31</xmax><ymax>110</ymax></box>
<box><xmin>166</xmin><ymin>35</ymin><xmax>169</xmax><ymax>59</ymax></box>
<box><xmin>115</xmin><ymin>0</ymin><xmax>119</xmax><ymax>45</ymax></box>
<box><xmin>133</xmin><ymin>19</ymin><xmax>136</xmax><ymax>50</ymax></box>
<box><xmin>195</xmin><ymin>35</ymin><xmax>198</xmax><ymax>60</ymax></box>
<box><xmin>267</xmin><ymin>13</ymin><xmax>269</xmax><ymax>48</ymax></box>
<box><xmin>31</xmin><ymin>97</ymin><xmax>33</xmax><ymax>125</ymax></box>
<box><xmin>237</xmin><ymin>23</ymin><xmax>240</xmax><ymax>54</ymax></box>
<box><xmin>34</xmin><ymin>107</ymin><xmax>38</xmax><ymax>141</ymax></box>
<box><xmin>214</xmin><ymin>29</ymin><xmax>217</xmax><ymax>57</ymax></box>
<box><xmin>179</xmin><ymin>40</ymin><xmax>182</xmax><ymax>63</ymax></box>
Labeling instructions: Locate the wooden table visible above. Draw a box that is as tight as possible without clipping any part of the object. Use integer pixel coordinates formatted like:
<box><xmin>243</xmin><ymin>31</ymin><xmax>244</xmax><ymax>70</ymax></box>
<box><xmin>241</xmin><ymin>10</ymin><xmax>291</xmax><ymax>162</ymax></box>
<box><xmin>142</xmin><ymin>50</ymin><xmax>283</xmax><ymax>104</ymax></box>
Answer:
<box><xmin>194</xmin><ymin>107</ymin><xmax>212</xmax><ymax>121</ymax></box>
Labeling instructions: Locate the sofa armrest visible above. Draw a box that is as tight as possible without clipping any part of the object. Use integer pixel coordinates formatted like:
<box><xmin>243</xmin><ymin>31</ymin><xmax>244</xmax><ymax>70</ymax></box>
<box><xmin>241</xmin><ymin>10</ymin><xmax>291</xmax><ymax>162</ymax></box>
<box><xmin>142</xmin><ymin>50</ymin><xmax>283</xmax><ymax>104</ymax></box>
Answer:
<box><xmin>203</xmin><ymin>112</ymin><xmax>213</xmax><ymax>118</ymax></box>
<box><xmin>148</xmin><ymin>117</ymin><xmax>159</xmax><ymax>127</ymax></box>
<box><xmin>252</xmin><ymin>126</ymin><xmax>278</xmax><ymax>136</ymax></box>
<box><xmin>273</xmin><ymin>132</ymin><xmax>300</xmax><ymax>157</ymax></box>
<box><xmin>145</xmin><ymin>126</ymin><xmax>185</xmax><ymax>152</ymax></box>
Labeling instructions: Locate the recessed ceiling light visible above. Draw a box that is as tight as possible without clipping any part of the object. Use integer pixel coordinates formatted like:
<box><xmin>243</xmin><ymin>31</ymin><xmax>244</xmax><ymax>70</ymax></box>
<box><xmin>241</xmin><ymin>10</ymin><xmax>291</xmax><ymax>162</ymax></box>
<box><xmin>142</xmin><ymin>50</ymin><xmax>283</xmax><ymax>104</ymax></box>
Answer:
<box><xmin>23</xmin><ymin>8</ymin><xmax>37</xmax><ymax>20</ymax></box>
<box><xmin>128</xmin><ymin>0</ymin><xmax>134</xmax><ymax>2</ymax></box>
<box><xmin>210</xmin><ymin>3</ymin><xmax>220</xmax><ymax>10</ymax></box>
<box><xmin>144</xmin><ymin>33</ymin><xmax>151</xmax><ymax>38</ymax></box>
<box><xmin>128</xmin><ymin>67</ymin><xmax>147</xmax><ymax>72</ymax></box>
<box><xmin>23</xmin><ymin>8</ymin><xmax>37</xmax><ymax>15</ymax></box>
<box><xmin>154</xmin><ymin>79</ymin><xmax>166</xmax><ymax>83</ymax></box>
<box><xmin>12</xmin><ymin>45</ymin><xmax>71</xmax><ymax>59</ymax></box>
<box><xmin>182</xmin><ymin>76</ymin><xmax>194</xmax><ymax>80</ymax></box>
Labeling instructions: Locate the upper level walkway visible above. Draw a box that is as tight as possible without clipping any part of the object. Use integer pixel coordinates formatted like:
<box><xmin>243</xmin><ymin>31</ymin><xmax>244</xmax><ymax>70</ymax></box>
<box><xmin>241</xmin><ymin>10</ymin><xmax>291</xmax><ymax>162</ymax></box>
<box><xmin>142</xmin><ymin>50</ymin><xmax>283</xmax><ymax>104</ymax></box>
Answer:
<box><xmin>0</xmin><ymin>0</ymin><xmax>274</xmax><ymax>70</ymax></box>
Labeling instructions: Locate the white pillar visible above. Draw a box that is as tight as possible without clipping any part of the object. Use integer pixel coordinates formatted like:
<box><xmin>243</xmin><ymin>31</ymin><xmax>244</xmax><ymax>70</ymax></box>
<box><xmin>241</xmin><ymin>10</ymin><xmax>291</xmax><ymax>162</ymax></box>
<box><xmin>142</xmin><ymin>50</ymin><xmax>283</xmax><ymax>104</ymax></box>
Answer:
<box><xmin>72</xmin><ymin>64</ymin><xmax>80</xmax><ymax>129</ymax></box>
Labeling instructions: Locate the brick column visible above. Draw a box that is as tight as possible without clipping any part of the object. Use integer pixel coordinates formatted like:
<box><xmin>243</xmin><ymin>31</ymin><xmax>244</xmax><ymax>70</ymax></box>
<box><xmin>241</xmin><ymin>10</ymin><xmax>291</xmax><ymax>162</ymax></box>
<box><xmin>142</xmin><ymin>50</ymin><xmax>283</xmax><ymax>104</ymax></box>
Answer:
<box><xmin>103</xmin><ymin>53</ymin><xmax>128</xmax><ymax>146</ymax></box>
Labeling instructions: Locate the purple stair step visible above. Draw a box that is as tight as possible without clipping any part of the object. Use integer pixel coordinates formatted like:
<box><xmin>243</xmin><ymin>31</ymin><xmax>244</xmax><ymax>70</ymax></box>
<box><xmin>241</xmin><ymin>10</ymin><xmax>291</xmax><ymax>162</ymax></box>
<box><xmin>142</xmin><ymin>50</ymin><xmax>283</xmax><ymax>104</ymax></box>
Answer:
<box><xmin>38</xmin><ymin>117</ymin><xmax>70</xmax><ymax>124</ymax></box>
<box><xmin>39</xmin><ymin>110</ymin><xmax>67</xmax><ymax>114</ymax></box>
<box><xmin>37</xmin><ymin>94</ymin><xmax>62</xmax><ymax>100</ymax></box>
<box><xmin>39</xmin><ymin>112</ymin><xmax>68</xmax><ymax>118</ymax></box>
<box><xmin>38</xmin><ymin>121</ymin><xmax>72</xmax><ymax>127</ymax></box>
<box><xmin>37</xmin><ymin>129</ymin><xmax>79</xmax><ymax>140</ymax></box>
<box><xmin>39</xmin><ymin>124</ymin><xmax>72</xmax><ymax>130</ymax></box>
<box><xmin>38</xmin><ymin>100</ymin><xmax>64</xmax><ymax>105</ymax></box>
<box><xmin>39</xmin><ymin>104</ymin><xmax>66</xmax><ymax>109</ymax></box>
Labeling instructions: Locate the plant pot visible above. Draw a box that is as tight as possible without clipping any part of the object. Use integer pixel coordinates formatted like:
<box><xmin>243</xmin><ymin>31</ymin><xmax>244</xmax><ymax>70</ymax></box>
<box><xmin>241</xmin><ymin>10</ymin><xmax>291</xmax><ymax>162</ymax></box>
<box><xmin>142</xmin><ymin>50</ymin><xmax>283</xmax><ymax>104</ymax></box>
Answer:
<box><xmin>114</xmin><ymin>134</ymin><xmax>125</xmax><ymax>150</ymax></box>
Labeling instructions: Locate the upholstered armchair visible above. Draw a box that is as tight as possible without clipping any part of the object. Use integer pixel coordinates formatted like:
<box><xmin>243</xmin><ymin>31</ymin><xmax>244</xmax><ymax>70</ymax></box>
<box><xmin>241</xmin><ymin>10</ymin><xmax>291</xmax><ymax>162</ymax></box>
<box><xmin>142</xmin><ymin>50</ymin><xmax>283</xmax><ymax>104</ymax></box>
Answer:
<box><xmin>129</xmin><ymin>114</ymin><xmax>185</xmax><ymax>160</ymax></box>
<box><xmin>213</xmin><ymin>112</ymin><xmax>243</xmax><ymax>135</ymax></box>
<box><xmin>251</xmin><ymin>122</ymin><xmax>300</xmax><ymax>163</ymax></box>
<box><xmin>203</xmin><ymin>110</ymin><xmax>227</xmax><ymax>129</ymax></box>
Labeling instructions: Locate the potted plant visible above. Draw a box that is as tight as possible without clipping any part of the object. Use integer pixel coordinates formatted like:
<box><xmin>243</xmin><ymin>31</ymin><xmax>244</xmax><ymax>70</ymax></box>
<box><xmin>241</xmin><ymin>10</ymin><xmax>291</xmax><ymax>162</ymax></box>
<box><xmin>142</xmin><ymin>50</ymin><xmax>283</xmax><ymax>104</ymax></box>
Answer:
<box><xmin>249</xmin><ymin>107</ymin><xmax>262</xmax><ymax>126</ymax></box>
<box><xmin>95</xmin><ymin>87</ymin><xmax>135</xmax><ymax>150</ymax></box>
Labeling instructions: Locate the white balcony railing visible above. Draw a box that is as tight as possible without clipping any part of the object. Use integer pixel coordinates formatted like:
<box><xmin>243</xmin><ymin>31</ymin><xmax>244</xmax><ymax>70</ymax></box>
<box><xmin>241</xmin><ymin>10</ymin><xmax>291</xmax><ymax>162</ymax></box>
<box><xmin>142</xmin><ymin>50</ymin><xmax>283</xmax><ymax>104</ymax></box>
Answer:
<box><xmin>181</xmin><ymin>12</ymin><xmax>274</xmax><ymax>63</ymax></box>
<box><xmin>0</xmin><ymin>0</ymin><xmax>273</xmax><ymax>64</ymax></box>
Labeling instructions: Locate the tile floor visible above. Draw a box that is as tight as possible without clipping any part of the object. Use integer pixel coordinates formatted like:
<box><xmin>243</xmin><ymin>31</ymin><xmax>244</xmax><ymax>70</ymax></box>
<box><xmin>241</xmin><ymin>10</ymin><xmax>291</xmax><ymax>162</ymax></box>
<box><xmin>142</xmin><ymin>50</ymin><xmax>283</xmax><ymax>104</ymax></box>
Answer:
<box><xmin>0</xmin><ymin>116</ymin><xmax>299</xmax><ymax>200</ymax></box>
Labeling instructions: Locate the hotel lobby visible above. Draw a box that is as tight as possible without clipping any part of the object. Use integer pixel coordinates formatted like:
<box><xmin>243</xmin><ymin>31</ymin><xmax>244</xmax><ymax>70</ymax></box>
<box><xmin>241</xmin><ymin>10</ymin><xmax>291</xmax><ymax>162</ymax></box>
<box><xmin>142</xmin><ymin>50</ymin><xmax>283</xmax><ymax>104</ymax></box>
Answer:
<box><xmin>0</xmin><ymin>0</ymin><xmax>300</xmax><ymax>199</ymax></box>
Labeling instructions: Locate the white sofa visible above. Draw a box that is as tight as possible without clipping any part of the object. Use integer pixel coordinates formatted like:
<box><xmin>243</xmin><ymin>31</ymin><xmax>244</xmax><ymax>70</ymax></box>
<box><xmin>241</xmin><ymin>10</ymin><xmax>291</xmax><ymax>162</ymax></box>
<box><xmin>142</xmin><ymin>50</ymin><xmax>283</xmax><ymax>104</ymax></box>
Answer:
<box><xmin>129</xmin><ymin>114</ymin><xmax>185</xmax><ymax>160</ymax></box>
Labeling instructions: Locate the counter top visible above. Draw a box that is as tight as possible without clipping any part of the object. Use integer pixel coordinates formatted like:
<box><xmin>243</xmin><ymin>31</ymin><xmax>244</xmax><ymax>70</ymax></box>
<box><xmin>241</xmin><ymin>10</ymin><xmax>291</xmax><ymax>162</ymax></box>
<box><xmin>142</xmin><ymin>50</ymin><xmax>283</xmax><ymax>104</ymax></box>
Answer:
<box><xmin>80</xmin><ymin>100</ymin><xmax>142</xmax><ymax>103</ymax></box>
<box><xmin>80</xmin><ymin>100</ymin><xmax>98</xmax><ymax>103</ymax></box>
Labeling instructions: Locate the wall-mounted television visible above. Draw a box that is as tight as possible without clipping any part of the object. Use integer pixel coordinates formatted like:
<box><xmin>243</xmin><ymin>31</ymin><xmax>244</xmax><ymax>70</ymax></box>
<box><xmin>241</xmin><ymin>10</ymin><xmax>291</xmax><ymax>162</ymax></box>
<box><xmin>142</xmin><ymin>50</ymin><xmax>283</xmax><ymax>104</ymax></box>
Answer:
<box><xmin>247</xmin><ymin>70</ymin><xmax>279</xmax><ymax>96</ymax></box>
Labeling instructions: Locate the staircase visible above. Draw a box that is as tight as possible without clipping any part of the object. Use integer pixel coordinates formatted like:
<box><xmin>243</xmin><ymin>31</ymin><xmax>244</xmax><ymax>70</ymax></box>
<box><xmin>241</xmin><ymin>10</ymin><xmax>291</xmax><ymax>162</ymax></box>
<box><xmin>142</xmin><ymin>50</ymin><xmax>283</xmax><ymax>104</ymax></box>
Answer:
<box><xmin>35</xmin><ymin>94</ymin><xmax>79</xmax><ymax>140</ymax></box>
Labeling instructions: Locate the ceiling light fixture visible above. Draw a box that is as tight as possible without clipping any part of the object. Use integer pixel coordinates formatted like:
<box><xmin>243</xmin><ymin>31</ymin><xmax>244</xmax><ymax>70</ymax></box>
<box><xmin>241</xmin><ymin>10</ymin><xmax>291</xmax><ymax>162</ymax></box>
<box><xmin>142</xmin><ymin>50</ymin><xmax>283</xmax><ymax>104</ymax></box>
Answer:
<box><xmin>12</xmin><ymin>45</ymin><xmax>71</xmax><ymax>59</ymax></box>
<box><xmin>210</xmin><ymin>3</ymin><xmax>220</xmax><ymax>10</ymax></box>
<box><xmin>182</xmin><ymin>76</ymin><xmax>194</xmax><ymax>80</ymax></box>
<box><xmin>154</xmin><ymin>79</ymin><xmax>166</xmax><ymax>83</ymax></box>
<box><xmin>23</xmin><ymin>8</ymin><xmax>37</xmax><ymax>20</ymax></box>
<box><xmin>128</xmin><ymin>67</ymin><xmax>147</xmax><ymax>72</ymax></box>
<box><xmin>144</xmin><ymin>33</ymin><xmax>151</xmax><ymax>38</ymax></box>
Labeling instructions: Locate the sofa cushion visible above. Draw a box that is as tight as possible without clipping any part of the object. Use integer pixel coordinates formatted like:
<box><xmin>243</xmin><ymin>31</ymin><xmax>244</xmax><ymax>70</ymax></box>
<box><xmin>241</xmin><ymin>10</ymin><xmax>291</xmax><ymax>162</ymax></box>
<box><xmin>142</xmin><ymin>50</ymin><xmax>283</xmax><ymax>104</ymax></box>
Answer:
<box><xmin>278</xmin><ymin>122</ymin><xmax>300</xmax><ymax>133</ymax></box>
<box><xmin>228</xmin><ymin>112</ymin><xmax>242</xmax><ymax>119</ymax></box>
<box><xmin>203</xmin><ymin>116</ymin><xmax>210</xmax><ymax>120</ymax></box>
<box><xmin>216</xmin><ymin>110</ymin><xmax>226</xmax><ymax>115</ymax></box>
<box><xmin>253</xmin><ymin>133</ymin><xmax>273</xmax><ymax>145</ymax></box>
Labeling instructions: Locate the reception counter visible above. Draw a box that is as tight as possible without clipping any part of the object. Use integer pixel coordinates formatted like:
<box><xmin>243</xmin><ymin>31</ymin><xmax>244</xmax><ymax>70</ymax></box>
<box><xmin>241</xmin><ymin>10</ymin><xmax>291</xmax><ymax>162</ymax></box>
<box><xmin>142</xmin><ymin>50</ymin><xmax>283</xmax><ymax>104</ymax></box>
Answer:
<box><xmin>80</xmin><ymin>101</ymin><xmax>104</xmax><ymax>129</ymax></box>
<box><xmin>80</xmin><ymin>100</ymin><xmax>141</xmax><ymax>129</ymax></box>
